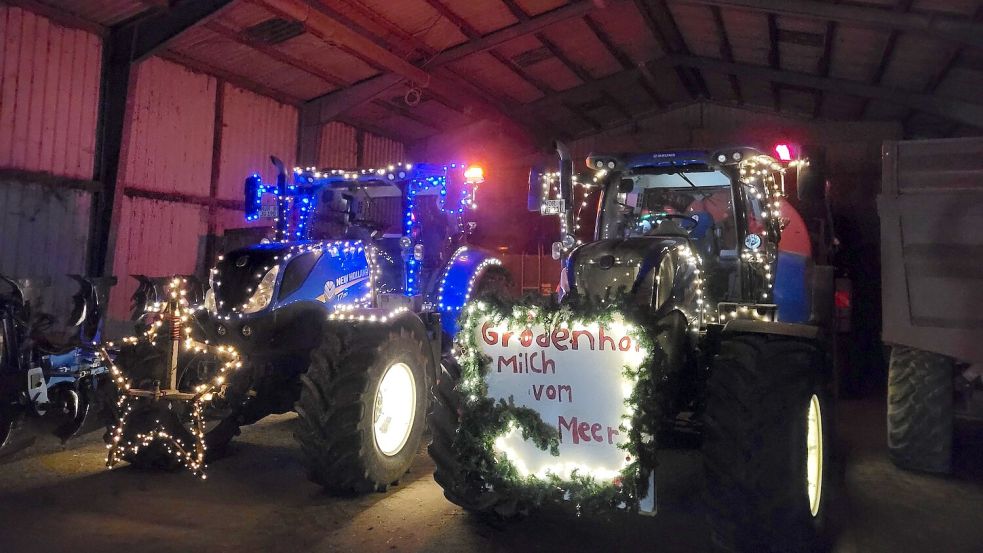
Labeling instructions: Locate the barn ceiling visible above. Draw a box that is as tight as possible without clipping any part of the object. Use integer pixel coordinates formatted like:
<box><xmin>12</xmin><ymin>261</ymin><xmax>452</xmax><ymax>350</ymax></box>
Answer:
<box><xmin>13</xmin><ymin>0</ymin><xmax>983</xmax><ymax>143</ymax></box>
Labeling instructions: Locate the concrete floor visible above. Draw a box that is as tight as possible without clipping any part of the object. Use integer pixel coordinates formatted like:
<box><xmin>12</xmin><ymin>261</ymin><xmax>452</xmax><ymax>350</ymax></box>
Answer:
<box><xmin>0</xmin><ymin>398</ymin><xmax>981</xmax><ymax>553</ymax></box>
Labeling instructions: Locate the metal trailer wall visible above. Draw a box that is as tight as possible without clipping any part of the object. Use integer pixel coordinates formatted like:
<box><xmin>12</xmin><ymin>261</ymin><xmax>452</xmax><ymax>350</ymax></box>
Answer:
<box><xmin>880</xmin><ymin>137</ymin><xmax>983</xmax><ymax>364</ymax></box>
<box><xmin>0</xmin><ymin>7</ymin><xmax>101</xmax><ymax>315</ymax></box>
<box><xmin>108</xmin><ymin>56</ymin><xmax>298</xmax><ymax>325</ymax></box>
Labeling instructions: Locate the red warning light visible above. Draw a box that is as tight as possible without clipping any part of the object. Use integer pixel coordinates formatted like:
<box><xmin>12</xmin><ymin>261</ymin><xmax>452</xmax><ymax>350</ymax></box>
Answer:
<box><xmin>774</xmin><ymin>143</ymin><xmax>793</xmax><ymax>161</ymax></box>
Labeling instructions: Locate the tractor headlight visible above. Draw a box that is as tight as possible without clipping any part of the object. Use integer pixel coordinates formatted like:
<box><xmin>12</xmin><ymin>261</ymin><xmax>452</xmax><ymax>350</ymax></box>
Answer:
<box><xmin>203</xmin><ymin>288</ymin><xmax>216</xmax><ymax>314</ymax></box>
<box><xmin>242</xmin><ymin>265</ymin><xmax>279</xmax><ymax>314</ymax></box>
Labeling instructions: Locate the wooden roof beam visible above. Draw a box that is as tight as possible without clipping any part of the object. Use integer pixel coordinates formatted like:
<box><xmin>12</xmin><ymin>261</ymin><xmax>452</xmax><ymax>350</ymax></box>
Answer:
<box><xmin>631</xmin><ymin>0</ymin><xmax>706</xmax><ymax>99</ymax></box>
<box><xmin>582</xmin><ymin>14</ymin><xmax>666</xmax><ymax>108</ymax></box>
<box><xmin>4</xmin><ymin>0</ymin><xmax>107</xmax><ymax>36</ymax></box>
<box><xmin>767</xmin><ymin>13</ymin><xmax>781</xmax><ymax>113</ymax></box>
<box><xmin>302</xmin><ymin>0</ymin><xmax>598</xmax><ymax>123</ymax></box>
<box><xmin>812</xmin><ymin>21</ymin><xmax>836</xmax><ymax>118</ymax></box>
<box><xmin>255</xmin><ymin>0</ymin><xmax>430</xmax><ymax>83</ymax></box>
<box><xmin>675</xmin><ymin>0</ymin><xmax>983</xmax><ymax>50</ymax></box>
<box><xmin>710</xmin><ymin>5</ymin><xmax>742</xmax><ymax>104</ymax></box>
<box><xmin>859</xmin><ymin>0</ymin><xmax>913</xmax><ymax>120</ymax></box>
<box><xmin>672</xmin><ymin>54</ymin><xmax>983</xmax><ymax>128</ymax></box>
<box><xmin>526</xmin><ymin>53</ymin><xmax>983</xmax><ymax>128</ymax></box>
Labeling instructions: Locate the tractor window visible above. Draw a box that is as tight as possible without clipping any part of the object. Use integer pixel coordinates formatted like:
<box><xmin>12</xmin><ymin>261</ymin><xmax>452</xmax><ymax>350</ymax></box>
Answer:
<box><xmin>310</xmin><ymin>189</ymin><xmax>403</xmax><ymax>240</ymax></box>
<box><xmin>612</xmin><ymin>171</ymin><xmax>737</xmax><ymax>252</ymax></box>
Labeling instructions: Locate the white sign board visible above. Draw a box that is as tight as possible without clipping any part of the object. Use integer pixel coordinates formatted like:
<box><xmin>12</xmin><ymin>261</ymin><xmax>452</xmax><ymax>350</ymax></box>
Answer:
<box><xmin>540</xmin><ymin>199</ymin><xmax>565</xmax><ymax>215</ymax></box>
<box><xmin>475</xmin><ymin>315</ymin><xmax>646</xmax><ymax>481</ymax></box>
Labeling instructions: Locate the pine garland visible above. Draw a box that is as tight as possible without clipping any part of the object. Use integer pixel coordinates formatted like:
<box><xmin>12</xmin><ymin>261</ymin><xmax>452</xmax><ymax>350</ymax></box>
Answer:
<box><xmin>450</xmin><ymin>295</ymin><xmax>671</xmax><ymax>513</ymax></box>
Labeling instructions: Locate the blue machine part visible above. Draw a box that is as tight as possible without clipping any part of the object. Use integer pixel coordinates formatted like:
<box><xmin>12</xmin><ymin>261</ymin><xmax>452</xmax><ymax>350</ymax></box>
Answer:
<box><xmin>773</xmin><ymin>251</ymin><xmax>811</xmax><ymax>323</ymax></box>
<box><xmin>275</xmin><ymin>241</ymin><xmax>373</xmax><ymax>311</ymax></box>
<box><xmin>433</xmin><ymin>247</ymin><xmax>502</xmax><ymax>336</ymax></box>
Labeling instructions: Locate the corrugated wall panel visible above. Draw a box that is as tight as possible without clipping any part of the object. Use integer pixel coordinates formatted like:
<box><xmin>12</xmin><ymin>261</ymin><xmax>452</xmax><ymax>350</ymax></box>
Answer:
<box><xmin>119</xmin><ymin>56</ymin><xmax>216</xmax><ymax>196</ymax></box>
<box><xmin>362</xmin><ymin>132</ymin><xmax>406</xmax><ymax>166</ymax></box>
<box><xmin>216</xmin><ymin>83</ymin><xmax>298</xmax><ymax>201</ymax></box>
<box><xmin>318</xmin><ymin>122</ymin><xmax>358</xmax><ymax>168</ymax></box>
<box><xmin>0</xmin><ymin>7</ymin><xmax>101</xmax><ymax>179</ymax></box>
<box><xmin>0</xmin><ymin>178</ymin><xmax>92</xmax><ymax>316</ymax></box>
<box><xmin>109</xmin><ymin>198</ymin><xmax>208</xmax><ymax>320</ymax></box>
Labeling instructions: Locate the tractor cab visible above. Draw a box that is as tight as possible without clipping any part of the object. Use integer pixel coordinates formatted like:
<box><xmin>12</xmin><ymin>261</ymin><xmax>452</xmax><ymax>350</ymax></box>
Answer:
<box><xmin>240</xmin><ymin>159</ymin><xmax>483</xmax><ymax>300</ymax></box>
<box><xmin>531</xmin><ymin>144</ymin><xmax>822</xmax><ymax>327</ymax></box>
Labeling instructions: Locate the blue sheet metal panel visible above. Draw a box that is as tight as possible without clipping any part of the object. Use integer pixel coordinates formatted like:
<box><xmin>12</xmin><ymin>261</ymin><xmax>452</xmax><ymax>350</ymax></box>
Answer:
<box><xmin>277</xmin><ymin>241</ymin><xmax>371</xmax><ymax>311</ymax></box>
<box><xmin>434</xmin><ymin>247</ymin><xmax>498</xmax><ymax>337</ymax></box>
<box><xmin>774</xmin><ymin>251</ymin><xmax>811</xmax><ymax>324</ymax></box>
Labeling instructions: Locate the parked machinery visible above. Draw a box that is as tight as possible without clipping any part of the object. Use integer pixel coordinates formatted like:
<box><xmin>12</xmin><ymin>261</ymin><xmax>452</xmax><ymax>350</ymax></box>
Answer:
<box><xmin>429</xmin><ymin>144</ymin><xmax>837</xmax><ymax>552</ymax></box>
<box><xmin>106</xmin><ymin>158</ymin><xmax>510</xmax><ymax>491</ymax></box>
<box><xmin>0</xmin><ymin>274</ymin><xmax>116</xmax><ymax>459</ymax></box>
<box><xmin>881</xmin><ymin>137</ymin><xmax>983</xmax><ymax>473</ymax></box>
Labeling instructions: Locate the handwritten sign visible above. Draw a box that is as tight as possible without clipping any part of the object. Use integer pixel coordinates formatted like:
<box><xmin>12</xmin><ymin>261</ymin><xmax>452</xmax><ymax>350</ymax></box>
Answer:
<box><xmin>475</xmin><ymin>315</ymin><xmax>645</xmax><ymax>481</ymax></box>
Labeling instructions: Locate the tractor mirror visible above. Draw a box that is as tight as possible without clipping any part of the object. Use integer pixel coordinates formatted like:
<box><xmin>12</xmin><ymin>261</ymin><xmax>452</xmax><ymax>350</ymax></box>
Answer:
<box><xmin>528</xmin><ymin>166</ymin><xmax>545</xmax><ymax>212</ymax></box>
<box><xmin>796</xmin><ymin>145</ymin><xmax>826</xmax><ymax>203</ymax></box>
<box><xmin>618</xmin><ymin>178</ymin><xmax>634</xmax><ymax>193</ymax></box>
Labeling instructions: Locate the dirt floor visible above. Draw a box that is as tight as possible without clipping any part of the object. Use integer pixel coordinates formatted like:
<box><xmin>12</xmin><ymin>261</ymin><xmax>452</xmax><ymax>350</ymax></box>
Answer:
<box><xmin>0</xmin><ymin>398</ymin><xmax>981</xmax><ymax>553</ymax></box>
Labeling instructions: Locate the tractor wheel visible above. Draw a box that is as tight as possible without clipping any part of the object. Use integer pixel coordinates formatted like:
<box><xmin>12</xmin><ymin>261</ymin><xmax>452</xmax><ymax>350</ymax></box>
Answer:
<box><xmin>105</xmin><ymin>342</ymin><xmax>242</xmax><ymax>469</ymax></box>
<box><xmin>295</xmin><ymin>316</ymin><xmax>430</xmax><ymax>494</ymax></box>
<box><xmin>703</xmin><ymin>334</ymin><xmax>832</xmax><ymax>553</ymax></box>
<box><xmin>887</xmin><ymin>346</ymin><xmax>953</xmax><ymax>473</ymax></box>
<box><xmin>428</xmin><ymin>359</ymin><xmax>521</xmax><ymax>518</ymax></box>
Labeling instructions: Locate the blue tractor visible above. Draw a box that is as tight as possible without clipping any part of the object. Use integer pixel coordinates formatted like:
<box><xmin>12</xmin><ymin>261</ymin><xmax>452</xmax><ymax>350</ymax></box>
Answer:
<box><xmin>108</xmin><ymin>157</ymin><xmax>510</xmax><ymax>492</ymax></box>
<box><xmin>429</xmin><ymin>144</ymin><xmax>838</xmax><ymax>552</ymax></box>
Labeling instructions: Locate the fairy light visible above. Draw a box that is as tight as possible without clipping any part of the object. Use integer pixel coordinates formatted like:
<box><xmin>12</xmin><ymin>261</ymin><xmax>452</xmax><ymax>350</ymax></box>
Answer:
<box><xmin>737</xmin><ymin>155</ymin><xmax>787</xmax><ymax>303</ymax></box>
<box><xmin>102</xmin><ymin>277</ymin><xmax>242</xmax><ymax>478</ymax></box>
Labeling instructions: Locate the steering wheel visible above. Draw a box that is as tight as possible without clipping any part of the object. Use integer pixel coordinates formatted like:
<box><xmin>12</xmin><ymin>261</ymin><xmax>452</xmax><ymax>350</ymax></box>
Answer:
<box><xmin>643</xmin><ymin>213</ymin><xmax>699</xmax><ymax>234</ymax></box>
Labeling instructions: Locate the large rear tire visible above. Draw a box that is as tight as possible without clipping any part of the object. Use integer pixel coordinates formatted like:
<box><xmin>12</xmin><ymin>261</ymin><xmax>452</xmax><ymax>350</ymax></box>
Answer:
<box><xmin>887</xmin><ymin>346</ymin><xmax>953</xmax><ymax>473</ymax></box>
<box><xmin>703</xmin><ymin>334</ymin><xmax>832</xmax><ymax>553</ymax></box>
<box><xmin>295</xmin><ymin>316</ymin><xmax>431</xmax><ymax>494</ymax></box>
<box><xmin>428</xmin><ymin>359</ymin><xmax>522</xmax><ymax>517</ymax></box>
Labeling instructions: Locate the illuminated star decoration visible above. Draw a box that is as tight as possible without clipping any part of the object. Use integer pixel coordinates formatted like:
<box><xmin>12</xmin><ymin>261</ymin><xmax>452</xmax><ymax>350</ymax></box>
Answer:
<box><xmin>100</xmin><ymin>277</ymin><xmax>242</xmax><ymax>479</ymax></box>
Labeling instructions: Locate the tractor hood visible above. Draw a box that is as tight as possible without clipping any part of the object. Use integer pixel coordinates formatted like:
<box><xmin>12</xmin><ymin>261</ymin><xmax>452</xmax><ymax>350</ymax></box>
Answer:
<box><xmin>211</xmin><ymin>242</ymin><xmax>292</xmax><ymax>316</ymax></box>
<box><xmin>566</xmin><ymin>237</ymin><xmax>688</xmax><ymax>307</ymax></box>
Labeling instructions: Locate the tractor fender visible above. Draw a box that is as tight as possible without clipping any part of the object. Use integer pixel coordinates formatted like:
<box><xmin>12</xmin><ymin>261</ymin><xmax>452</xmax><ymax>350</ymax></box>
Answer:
<box><xmin>431</xmin><ymin>247</ymin><xmax>503</xmax><ymax>337</ymax></box>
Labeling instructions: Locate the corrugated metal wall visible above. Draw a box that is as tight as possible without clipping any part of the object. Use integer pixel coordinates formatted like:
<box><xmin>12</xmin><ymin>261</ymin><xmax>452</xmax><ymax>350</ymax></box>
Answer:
<box><xmin>317</xmin><ymin>122</ymin><xmax>407</xmax><ymax>168</ymax></box>
<box><xmin>0</xmin><ymin>6</ymin><xmax>102</xmax><ymax>179</ymax></box>
<box><xmin>118</xmin><ymin>56</ymin><xmax>217</xmax><ymax>196</ymax></box>
<box><xmin>318</xmin><ymin>122</ymin><xmax>358</xmax><ymax>168</ymax></box>
<box><xmin>109</xmin><ymin>57</ymin><xmax>301</xmax><ymax>321</ymax></box>
<box><xmin>0</xmin><ymin>7</ymin><xmax>100</xmax><ymax>316</ymax></box>
<box><xmin>110</xmin><ymin>57</ymin><xmax>216</xmax><ymax>318</ymax></box>
<box><xmin>217</xmin><ymin>84</ymin><xmax>298</xmax><ymax>203</ymax></box>
<box><xmin>362</xmin><ymin>132</ymin><xmax>405</xmax><ymax>166</ymax></box>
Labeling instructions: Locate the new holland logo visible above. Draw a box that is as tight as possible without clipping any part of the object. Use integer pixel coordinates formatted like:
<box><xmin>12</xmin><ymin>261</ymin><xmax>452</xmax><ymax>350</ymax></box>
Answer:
<box><xmin>316</xmin><ymin>268</ymin><xmax>370</xmax><ymax>302</ymax></box>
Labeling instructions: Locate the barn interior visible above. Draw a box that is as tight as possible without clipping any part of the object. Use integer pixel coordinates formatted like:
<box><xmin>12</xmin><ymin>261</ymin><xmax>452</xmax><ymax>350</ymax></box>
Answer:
<box><xmin>1</xmin><ymin>1</ymin><xmax>982</xmax><ymax>552</ymax></box>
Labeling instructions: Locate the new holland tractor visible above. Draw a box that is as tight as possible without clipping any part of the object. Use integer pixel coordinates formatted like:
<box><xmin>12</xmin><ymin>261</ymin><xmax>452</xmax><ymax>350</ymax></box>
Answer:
<box><xmin>0</xmin><ymin>274</ymin><xmax>116</xmax><ymax>459</ymax></box>
<box><xmin>429</xmin><ymin>144</ymin><xmax>836</xmax><ymax>552</ymax></box>
<box><xmin>106</xmin><ymin>158</ymin><xmax>509</xmax><ymax>493</ymax></box>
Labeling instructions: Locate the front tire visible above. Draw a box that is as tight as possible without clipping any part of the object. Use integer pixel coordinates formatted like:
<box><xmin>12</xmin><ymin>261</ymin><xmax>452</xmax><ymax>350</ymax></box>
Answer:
<box><xmin>428</xmin><ymin>359</ymin><xmax>522</xmax><ymax>517</ymax></box>
<box><xmin>703</xmin><ymin>334</ymin><xmax>832</xmax><ymax>553</ymax></box>
<box><xmin>295</xmin><ymin>315</ymin><xmax>431</xmax><ymax>494</ymax></box>
<box><xmin>887</xmin><ymin>346</ymin><xmax>953</xmax><ymax>473</ymax></box>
